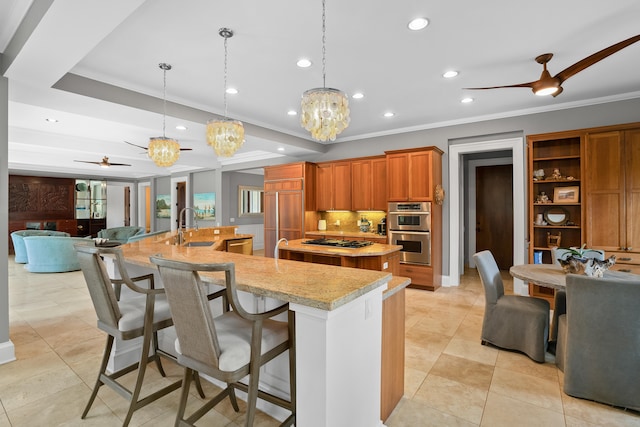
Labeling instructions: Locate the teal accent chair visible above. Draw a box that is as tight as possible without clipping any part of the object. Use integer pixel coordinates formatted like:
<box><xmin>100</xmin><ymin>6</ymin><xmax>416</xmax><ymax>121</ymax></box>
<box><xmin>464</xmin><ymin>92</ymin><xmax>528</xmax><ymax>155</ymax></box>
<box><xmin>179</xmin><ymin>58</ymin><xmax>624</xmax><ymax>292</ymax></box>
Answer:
<box><xmin>97</xmin><ymin>226</ymin><xmax>145</xmax><ymax>244</ymax></box>
<box><xmin>11</xmin><ymin>230</ymin><xmax>70</xmax><ymax>264</ymax></box>
<box><xmin>23</xmin><ymin>236</ymin><xmax>93</xmax><ymax>273</ymax></box>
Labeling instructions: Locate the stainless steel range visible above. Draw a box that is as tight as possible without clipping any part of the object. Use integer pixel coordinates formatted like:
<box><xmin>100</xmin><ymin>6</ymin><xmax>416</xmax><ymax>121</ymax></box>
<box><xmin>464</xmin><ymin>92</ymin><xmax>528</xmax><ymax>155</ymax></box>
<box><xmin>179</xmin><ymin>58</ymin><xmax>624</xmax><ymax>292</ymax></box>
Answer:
<box><xmin>388</xmin><ymin>202</ymin><xmax>431</xmax><ymax>265</ymax></box>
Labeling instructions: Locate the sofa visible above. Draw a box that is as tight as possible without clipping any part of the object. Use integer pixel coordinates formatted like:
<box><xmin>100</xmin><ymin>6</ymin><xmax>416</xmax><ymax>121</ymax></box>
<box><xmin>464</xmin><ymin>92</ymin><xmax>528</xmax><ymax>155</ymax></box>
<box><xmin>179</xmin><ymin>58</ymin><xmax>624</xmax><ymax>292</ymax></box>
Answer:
<box><xmin>23</xmin><ymin>236</ymin><xmax>94</xmax><ymax>273</ymax></box>
<box><xmin>97</xmin><ymin>226</ymin><xmax>145</xmax><ymax>244</ymax></box>
<box><xmin>556</xmin><ymin>274</ymin><xmax>640</xmax><ymax>411</ymax></box>
<box><xmin>11</xmin><ymin>230</ymin><xmax>70</xmax><ymax>263</ymax></box>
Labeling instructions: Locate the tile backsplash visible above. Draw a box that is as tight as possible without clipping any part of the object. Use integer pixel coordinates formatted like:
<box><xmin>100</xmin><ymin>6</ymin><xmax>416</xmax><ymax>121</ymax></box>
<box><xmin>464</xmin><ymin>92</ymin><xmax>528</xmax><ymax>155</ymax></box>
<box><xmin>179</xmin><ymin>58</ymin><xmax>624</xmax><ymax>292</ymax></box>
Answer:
<box><xmin>317</xmin><ymin>211</ymin><xmax>386</xmax><ymax>232</ymax></box>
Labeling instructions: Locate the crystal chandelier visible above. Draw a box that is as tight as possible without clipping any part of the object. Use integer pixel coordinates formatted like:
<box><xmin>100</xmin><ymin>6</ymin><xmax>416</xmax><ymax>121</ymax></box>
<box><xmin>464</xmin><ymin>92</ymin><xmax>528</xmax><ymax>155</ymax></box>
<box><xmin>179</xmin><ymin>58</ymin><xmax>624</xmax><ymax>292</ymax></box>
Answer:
<box><xmin>300</xmin><ymin>0</ymin><xmax>350</xmax><ymax>142</ymax></box>
<box><xmin>148</xmin><ymin>63</ymin><xmax>181</xmax><ymax>167</ymax></box>
<box><xmin>206</xmin><ymin>28</ymin><xmax>244</xmax><ymax>157</ymax></box>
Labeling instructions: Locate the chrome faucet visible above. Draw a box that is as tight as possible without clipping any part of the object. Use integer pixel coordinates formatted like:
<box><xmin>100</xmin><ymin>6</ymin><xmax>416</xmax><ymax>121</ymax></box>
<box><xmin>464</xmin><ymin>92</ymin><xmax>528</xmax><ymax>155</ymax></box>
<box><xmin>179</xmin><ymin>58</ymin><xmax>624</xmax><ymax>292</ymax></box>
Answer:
<box><xmin>177</xmin><ymin>207</ymin><xmax>199</xmax><ymax>245</ymax></box>
<box><xmin>274</xmin><ymin>237</ymin><xmax>288</xmax><ymax>260</ymax></box>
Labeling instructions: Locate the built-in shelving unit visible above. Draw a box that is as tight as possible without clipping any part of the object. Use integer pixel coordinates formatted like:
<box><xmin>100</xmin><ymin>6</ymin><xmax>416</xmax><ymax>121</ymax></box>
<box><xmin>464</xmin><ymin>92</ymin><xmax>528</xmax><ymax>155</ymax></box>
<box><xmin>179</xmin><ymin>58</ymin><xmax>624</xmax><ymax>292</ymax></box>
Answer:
<box><xmin>527</xmin><ymin>132</ymin><xmax>584</xmax><ymax>303</ymax></box>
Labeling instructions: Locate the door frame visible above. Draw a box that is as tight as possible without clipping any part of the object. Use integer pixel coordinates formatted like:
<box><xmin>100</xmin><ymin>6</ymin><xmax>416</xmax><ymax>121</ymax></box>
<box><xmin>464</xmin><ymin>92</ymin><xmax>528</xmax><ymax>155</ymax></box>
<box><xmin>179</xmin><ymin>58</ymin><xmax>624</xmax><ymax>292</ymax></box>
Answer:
<box><xmin>170</xmin><ymin>175</ymin><xmax>190</xmax><ymax>231</ymax></box>
<box><xmin>448</xmin><ymin>137</ymin><xmax>527</xmax><ymax>295</ymax></box>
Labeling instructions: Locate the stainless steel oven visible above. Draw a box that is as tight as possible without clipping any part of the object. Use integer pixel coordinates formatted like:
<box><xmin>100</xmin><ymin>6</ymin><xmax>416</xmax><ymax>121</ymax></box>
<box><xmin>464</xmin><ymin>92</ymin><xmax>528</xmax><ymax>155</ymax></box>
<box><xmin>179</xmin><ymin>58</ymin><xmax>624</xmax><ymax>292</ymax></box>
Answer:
<box><xmin>388</xmin><ymin>202</ymin><xmax>431</xmax><ymax>265</ymax></box>
<box><xmin>387</xmin><ymin>202</ymin><xmax>431</xmax><ymax>232</ymax></box>
<box><xmin>389</xmin><ymin>230</ymin><xmax>431</xmax><ymax>265</ymax></box>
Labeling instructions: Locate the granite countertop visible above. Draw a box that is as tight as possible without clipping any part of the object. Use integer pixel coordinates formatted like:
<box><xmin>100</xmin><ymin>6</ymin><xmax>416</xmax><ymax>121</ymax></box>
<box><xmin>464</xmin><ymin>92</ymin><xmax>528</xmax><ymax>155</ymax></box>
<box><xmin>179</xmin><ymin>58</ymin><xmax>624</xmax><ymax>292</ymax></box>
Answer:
<box><xmin>305</xmin><ymin>230</ymin><xmax>388</xmax><ymax>240</ymax></box>
<box><xmin>279</xmin><ymin>238</ymin><xmax>401</xmax><ymax>257</ymax></box>
<box><xmin>120</xmin><ymin>229</ymin><xmax>391</xmax><ymax>311</ymax></box>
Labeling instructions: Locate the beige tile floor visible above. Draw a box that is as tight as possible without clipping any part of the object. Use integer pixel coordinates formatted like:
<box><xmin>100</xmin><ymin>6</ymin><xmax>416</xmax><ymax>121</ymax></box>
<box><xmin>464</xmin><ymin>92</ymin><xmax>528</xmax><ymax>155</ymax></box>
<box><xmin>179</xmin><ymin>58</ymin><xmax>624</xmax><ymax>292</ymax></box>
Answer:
<box><xmin>2</xmin><ymin>256</ymin><xmax>640</xmax><ymax>426</ymax></box>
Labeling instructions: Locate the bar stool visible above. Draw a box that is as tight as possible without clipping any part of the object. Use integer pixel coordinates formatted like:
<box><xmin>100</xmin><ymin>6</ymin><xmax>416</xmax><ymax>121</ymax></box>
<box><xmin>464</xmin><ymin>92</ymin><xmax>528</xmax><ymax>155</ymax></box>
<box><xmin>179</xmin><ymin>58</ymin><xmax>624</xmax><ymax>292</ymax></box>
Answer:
<box><xmin>150</xmin><ymin>255</ymin><xmax>296</xmax><ymax>427</ymax></box>
<box><xmin>76</xmin><ymin>245</ymin><xmax>184</xmax><ymax>426</ymax></box>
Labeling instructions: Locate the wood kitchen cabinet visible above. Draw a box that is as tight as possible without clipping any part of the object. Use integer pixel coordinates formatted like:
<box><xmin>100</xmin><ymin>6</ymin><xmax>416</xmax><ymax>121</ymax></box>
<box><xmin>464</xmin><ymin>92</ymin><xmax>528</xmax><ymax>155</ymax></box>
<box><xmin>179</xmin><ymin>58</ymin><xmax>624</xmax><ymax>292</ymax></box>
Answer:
<box><xmin>585</xmin><ymin>126</ymin><xmax>640</xmax><ymax>273</ymax></box>
<box><xmin>385</xmin><ymin>147</ymin><xmax>443</xmax><ymax>201</ymax></box>
<box><xmin>225</xmin><ymin>237</ymin><xmax>253</xmax><ymax>255</ymax></box>
<box><xmin>316</xmin><ymin>161</ymin><xmax>351</xmax><ymax>210</ymax></box>
<box><xmin>264</xmin><ymin>162</ymin><xmax>317</xmax><ymax>258</ymax></box>
<box><xmin>351</xmin><ymin>156</ymin><xmax>387</xmax><ymax>211</ymax></box>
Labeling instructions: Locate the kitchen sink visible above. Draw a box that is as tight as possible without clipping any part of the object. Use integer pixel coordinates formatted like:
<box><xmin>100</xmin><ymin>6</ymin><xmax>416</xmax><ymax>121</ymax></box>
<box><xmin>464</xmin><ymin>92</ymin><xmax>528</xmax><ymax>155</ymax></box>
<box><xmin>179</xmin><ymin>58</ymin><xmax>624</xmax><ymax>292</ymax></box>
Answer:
<box><xmin>183</xmin><ymin>241</ymin><xmax>215</xmax><ymax>247</ymax></box>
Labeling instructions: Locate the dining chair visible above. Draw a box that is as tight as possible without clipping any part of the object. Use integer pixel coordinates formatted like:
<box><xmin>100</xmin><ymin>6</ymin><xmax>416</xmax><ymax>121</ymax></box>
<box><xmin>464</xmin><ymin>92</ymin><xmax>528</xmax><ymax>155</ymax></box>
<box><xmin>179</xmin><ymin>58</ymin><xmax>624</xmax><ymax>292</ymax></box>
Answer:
<box><xmin>549</xmin><ymin>247</ymin><xmax>604</xmax><ymax>342</ymax></box>
<box><xmin>150</xmin><ymin>255</ymin><xmax>296</xmax><ymax>427</ymax></box>
<box><xmin>556</xmin><ymin>273</ymin><xmax>640</xmax><ymax>411</ymax></box>
<box><xmin>473</xmin><ymin>250</ymin><xmax>550</xmax><ymax>363</ymax></box>
<box><xmin>75</xmin><ymin>245</ymin><xmax>183</xmax><ymax>426</ymax></box>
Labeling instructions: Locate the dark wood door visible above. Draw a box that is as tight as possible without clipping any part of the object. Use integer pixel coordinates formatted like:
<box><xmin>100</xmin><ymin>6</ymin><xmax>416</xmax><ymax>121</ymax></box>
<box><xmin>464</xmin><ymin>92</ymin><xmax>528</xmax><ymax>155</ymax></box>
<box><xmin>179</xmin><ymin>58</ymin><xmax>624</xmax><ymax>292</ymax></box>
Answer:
<box><xmin>176</xmin><ymin>182</ymin><xmax>186</xmax><ymax>227</ymax></box>
<box><xmin>476</xmin><ymin>164</ymin><xmax>513</xmax><ymax>269</ymax></box>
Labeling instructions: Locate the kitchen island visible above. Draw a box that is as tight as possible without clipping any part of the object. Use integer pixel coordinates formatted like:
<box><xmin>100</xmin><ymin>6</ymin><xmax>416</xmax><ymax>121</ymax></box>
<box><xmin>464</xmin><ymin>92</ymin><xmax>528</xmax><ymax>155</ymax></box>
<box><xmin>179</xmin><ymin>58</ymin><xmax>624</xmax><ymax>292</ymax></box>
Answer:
<box><xmin>277</xmin><ymin>238</ymin><xmax>402</xmax><ymax>276</ymax></box>
<box><xmin>113</xmin><ymin>228</ymin><xmax>392</xmax><ymax>427</ymax></box>
<box><xmin>276</xmin><ymin>238</ymin><xmax>408</xmax><ymax>421</ymax></box>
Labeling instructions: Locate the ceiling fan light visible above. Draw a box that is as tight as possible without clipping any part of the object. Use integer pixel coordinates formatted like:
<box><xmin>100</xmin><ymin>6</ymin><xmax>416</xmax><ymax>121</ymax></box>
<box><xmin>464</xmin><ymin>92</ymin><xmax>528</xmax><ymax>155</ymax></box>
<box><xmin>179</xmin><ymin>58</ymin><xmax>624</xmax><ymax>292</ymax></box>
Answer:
<box><xmin>534</xmin><ymin>86</ymin><xmax>559</xmax><ymax>96</ymax></box>
<box><xmin>148</xmin><ymin>136</ymin><xmax>180</xmax><ymax>167</ymax></box>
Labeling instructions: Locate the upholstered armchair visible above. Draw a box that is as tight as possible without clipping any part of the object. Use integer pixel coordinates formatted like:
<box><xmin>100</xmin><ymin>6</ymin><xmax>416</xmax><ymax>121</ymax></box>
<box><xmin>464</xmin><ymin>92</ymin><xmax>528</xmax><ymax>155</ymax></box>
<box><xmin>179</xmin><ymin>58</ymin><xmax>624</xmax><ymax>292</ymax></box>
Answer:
<box><xmin>97</xmin><ymin>226</ymin><xmax>145</xmax><ymax>244</ymax></box>
<box><xmin>11</xmin><ymin>230</ymin><xmax>70</xmax><ymax>263</ymax></box>
<box><xmin>556</xmin><ymin>274</ymin><xmax>640</xmax><ymax>411</ymax></box>
<box><xmin>23</xmin><ymin>236</ymin><xmax>93</xmax><ymax>273</ymax></box>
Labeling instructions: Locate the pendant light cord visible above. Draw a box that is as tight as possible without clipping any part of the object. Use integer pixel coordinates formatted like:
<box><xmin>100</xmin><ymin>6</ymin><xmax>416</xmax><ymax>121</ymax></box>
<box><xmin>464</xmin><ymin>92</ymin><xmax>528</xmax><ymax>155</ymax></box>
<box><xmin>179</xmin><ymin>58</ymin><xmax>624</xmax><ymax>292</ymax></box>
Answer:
<box><xmin>223</xmin><ymin>31</ymin><xmax>229</xmax><ymax>119</ymax></box>
<box><xmin>159</xmin><ymin>62</ymin><xmax>171</xmax><ymax>138</ymax></box>
<box><xmin>322</xmin><ymin>0</ymin><xmax>326</xmax><ymax>88</ymax></box>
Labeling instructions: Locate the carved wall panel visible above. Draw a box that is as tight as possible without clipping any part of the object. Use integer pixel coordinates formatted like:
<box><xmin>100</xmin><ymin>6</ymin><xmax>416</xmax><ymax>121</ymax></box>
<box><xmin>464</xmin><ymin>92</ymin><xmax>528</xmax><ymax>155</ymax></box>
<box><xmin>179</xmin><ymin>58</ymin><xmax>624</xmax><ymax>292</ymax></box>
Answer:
<box><xmin>9</xmin><ymin>175</ymin><xmax>75</xmax><ymax>220</ymax></box>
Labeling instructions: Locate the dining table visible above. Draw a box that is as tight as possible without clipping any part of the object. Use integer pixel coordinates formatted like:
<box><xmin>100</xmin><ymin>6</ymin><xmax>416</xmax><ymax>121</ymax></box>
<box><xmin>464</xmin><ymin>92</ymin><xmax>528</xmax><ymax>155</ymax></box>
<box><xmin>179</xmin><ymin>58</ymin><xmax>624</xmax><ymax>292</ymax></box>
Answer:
<box><xmin>509</xmin><ymin>263</ymin><xmax>639</xmax><ymax>291</ymax></box>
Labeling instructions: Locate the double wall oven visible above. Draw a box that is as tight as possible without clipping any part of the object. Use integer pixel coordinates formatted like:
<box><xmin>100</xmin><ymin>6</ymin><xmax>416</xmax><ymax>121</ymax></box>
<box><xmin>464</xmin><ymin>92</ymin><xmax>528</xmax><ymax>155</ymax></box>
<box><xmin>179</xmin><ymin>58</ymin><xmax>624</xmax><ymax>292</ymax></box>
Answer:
<box><xmin>388</xmin><ymin>202</ymin><xmax>431</xmax><ymax>265</ymax></box>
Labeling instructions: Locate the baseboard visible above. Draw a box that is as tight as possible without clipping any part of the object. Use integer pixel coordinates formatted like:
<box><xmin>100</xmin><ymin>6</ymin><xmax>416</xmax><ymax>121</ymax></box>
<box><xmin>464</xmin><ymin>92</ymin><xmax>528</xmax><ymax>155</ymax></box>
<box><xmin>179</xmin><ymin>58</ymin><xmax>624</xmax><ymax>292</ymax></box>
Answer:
<box><xmin>0</xmin><ymin>340</ymin><xmax>16</xmax><ymax>365</ymax></box>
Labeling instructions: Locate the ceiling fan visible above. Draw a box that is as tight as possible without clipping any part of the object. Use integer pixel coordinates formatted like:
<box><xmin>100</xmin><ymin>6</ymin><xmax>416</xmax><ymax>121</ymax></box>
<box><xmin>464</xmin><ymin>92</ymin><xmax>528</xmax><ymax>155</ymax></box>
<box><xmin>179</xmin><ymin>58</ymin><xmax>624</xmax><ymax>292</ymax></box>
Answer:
<box><xmin>124</xmin><ymin>140</ymin><xmax>193</xmax><ymax>152</ymax></box>
<box><xmin>465</xmin><ymin>33</ymin><xmax>640</xmax><ymax>97</ymax></box>
<box><xmin>74</xmin><ymin>156</ymin><xmax>131</xmax><ymax>168</ymax></box>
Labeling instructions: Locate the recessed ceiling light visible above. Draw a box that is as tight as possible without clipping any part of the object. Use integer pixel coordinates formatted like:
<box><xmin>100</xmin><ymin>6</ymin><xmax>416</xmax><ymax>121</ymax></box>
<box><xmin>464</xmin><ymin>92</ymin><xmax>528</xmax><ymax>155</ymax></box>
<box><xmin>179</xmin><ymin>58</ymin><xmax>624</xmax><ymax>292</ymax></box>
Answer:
<box><xmin>461</xmin><ymin>97</ymin><xmax>474</xmax><ymax>103</ymax></box>
<box><xmin>297</xmin><ymin>58</ymin><xmax>312</xmax><ymax>68</ymax></box>
<box><xmin>384</xmin><ymin>112</ymin><xmax>395</xmax><ymax>118</ymax></box>
<box><xmin>408</xmin><ymin>17</ymin><xmax>429</xmax><ymax>31</ymax></box>
<box><xmin>352</xmin><ymin>92</ymin><xmax>364</xmax><ymax>99</ymax></box>
<box><xmin>277</xmin><ymin>147</ymin><xmax>285</xmax><ymax>152</ymax></box>
<box><xmin>287</xmin><ymin>110</ymin><xmax>298</xmax><ymax>116</ymax></box>
<box><xmin>175</xmin><ymin>125</ymin><xmax>187</xmax><ymax>131</ymax></box>
<box><xmin>45</xmin><ymin>118</ymin><xmax>58</xmax><ymax>123</ymax></box>
<box><xmin>443</xmin><ymin>70</ymin><xmax>458</xmax><ymax>78</ymax></box>
<box><xmin>225</xmin><ymin>87</ymin><xmax>238</xmax><ymax>94</ymax></box>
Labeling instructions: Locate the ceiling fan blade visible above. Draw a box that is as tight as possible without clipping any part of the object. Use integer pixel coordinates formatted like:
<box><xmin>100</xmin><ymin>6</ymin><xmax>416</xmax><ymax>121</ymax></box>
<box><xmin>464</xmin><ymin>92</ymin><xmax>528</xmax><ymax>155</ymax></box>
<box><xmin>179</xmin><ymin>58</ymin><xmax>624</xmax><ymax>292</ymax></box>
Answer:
<box><xmin>179</xmin><ymin>147</ymin><xmax>193</xmax><ymax>151</ymax></box>
<box><xmin>108</xmin><ymin>162</ymin><xmax>132</xmax><ymax>166</ymax></box>
<box><xmin>124</xmin><ymin>140</ymin><xmax>148</xmax><ymax>150</ymax></box>
<box><xmin>554</xmin><ymin>34</ymin><xmax>640</xmax><ymax>84</ymax></box>
<box><xmin>74</xmin><ymin>160</ymin><xmax>101</xmax><ymax>165</ymax></box>
<box><xmin>464</xmin><ymin>82</ymin><xmax>535</xmax><ymax>90</ymax></box>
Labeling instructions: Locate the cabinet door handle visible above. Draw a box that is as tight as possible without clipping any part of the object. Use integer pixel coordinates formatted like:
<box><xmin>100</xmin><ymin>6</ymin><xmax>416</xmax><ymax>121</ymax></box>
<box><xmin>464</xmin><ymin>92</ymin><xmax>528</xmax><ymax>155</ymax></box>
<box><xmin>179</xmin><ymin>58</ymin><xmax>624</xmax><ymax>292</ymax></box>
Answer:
<box><xmin>619</xmin><ymin>257</ymin><xmax>632</xmax><ymax>261</ymax></box>
<box><xmin>619</xmin><ymin>269</ymin><xmax>632</xmax><ymax>273</ymax></box>
<box><xmin>228</xmin><ymin>241</ymin><xmax>248</xmax><ymax>247</ymax></box>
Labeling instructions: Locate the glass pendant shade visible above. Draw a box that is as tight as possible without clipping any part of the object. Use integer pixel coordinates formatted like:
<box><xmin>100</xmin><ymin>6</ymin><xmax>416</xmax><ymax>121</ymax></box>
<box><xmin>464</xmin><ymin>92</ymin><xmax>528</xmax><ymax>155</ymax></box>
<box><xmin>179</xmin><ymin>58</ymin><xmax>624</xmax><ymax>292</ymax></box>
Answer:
<box><xmin>148</xmin><ymin>136</ymin><xmax>180</xmax><ymax>167</ymax></box>
<box><xmin>301</xmin><ymin>87</ymin><xmax>350</xmax><ymax>141</ymax></box>
<box><xmin>206</xmin><ymin>118</ymin><xmax>245</xmax><ymax>157</ymax></box>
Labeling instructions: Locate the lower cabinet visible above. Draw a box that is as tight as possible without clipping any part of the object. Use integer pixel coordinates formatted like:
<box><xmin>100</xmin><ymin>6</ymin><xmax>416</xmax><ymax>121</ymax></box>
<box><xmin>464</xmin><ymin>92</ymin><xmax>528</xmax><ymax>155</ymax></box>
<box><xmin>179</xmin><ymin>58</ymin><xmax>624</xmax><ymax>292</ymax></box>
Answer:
<box><xmin>399</xmin><ymin>263</ymin><xmax>440</xmax><ymax>291</ymax></box>
<box><xmin>225</xmin><ymin>237</ymin><xmax>253</xmax><ymax>255</ymax></box>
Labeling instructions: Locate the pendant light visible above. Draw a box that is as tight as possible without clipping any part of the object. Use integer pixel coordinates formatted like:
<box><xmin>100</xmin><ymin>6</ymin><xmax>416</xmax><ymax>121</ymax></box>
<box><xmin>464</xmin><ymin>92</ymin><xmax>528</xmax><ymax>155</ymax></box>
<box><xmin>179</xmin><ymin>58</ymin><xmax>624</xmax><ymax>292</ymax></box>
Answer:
<box><xmin>300</xmin><ymin>0</ymin><xmax>350</xmax><ymax>142</ymax></box>
<box><xmin>206</xmin><ymin>28</ymin><xmax>244</xmax><ymax>157</ymax></box>
<box><xmin>148</xmin><ymin>63</ymin><xmax>181</xmax><ymax>167</ymax></box>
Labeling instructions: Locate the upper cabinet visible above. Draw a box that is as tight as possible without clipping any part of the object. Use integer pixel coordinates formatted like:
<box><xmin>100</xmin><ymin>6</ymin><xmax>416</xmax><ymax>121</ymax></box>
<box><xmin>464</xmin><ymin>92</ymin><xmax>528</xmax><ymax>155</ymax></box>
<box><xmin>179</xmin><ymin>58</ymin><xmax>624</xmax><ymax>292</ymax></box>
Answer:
<box><xmin>386</xmin><ymin>147</ymin><xmax>443</xmax><ymax>202</ymax></box>
<box><xmin>316</xmin><ymin>161</ymin><xmax>351</xmax><ymax>211</ymax></box>
<box><xmin>585</xmin><ymin>127</ymin><xmax>640</xmax><ymax>273</ymax></box>
<box><xmin>351</xmin><ymin>156</ymin><xmax>387</xmax><ymax>211</ymax></box>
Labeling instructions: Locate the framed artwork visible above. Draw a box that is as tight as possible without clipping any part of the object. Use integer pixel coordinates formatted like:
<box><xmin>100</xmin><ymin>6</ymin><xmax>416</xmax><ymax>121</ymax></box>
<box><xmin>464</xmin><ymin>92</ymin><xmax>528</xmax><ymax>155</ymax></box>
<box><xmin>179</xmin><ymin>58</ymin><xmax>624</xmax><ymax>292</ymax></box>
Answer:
<box><xmin>194</xmin><ymin>192</ymin><xmax>216</xmax><ymax>220</ymax></box>
<box><xmin>156</xmin><ymin>194</ymin><xmax>171</xmax><ymax>218</ymax></box>
<box><xmin>553</xmin><ymin>186</ymin><xmax>579</xmax><ymax>203</ymax></box>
